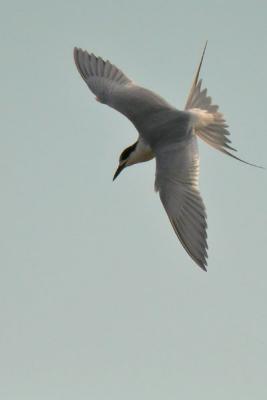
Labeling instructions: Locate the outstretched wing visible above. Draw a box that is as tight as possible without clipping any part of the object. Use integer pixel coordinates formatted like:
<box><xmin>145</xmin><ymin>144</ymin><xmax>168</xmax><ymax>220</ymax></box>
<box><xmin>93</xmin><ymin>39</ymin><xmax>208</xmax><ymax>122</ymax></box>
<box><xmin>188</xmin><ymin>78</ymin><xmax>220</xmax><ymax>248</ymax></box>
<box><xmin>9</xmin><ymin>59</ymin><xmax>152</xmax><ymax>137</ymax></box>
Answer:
<box><xmin>185</xmin><ymin>43</ymin><xmax>262</xmax><ymax>168</ymax></box>
<box><xmin>74</xmin><ymin>48</ymin><xmax>174</xmax><ymax>125</ymax></box>
<box><xmin>155</xmin><ymin>136</ymin><xmax>208</xmax><ymax>271</ymax></box>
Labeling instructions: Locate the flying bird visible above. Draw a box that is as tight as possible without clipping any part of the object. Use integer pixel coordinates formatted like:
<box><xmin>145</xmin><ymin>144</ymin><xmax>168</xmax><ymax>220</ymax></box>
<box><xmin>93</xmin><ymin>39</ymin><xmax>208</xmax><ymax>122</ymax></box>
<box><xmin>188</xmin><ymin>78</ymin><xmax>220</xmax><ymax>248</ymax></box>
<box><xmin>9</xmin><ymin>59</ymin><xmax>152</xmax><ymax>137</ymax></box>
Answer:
<box><xmin>73</xmin><ymin>43</ymin><xmax>261</xmax><ymax>271</ymax></box>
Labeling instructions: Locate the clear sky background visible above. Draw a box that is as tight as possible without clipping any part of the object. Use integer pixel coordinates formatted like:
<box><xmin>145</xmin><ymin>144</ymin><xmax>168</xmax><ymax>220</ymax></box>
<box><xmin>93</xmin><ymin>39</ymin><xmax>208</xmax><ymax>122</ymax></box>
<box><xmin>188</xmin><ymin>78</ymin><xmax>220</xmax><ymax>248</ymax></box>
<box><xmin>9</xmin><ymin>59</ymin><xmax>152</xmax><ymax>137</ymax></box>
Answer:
<box><xmin>1</xmin><ymin>1</ymin><xmax>267</xmax><ymax>399</ymax></box>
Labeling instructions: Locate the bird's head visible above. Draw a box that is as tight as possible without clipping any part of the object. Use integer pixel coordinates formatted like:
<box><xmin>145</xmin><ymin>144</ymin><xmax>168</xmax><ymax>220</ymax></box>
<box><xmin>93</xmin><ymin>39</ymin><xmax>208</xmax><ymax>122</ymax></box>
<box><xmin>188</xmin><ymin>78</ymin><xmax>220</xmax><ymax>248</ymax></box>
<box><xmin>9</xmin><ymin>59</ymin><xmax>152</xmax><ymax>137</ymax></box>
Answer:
<box><xmin>113</xmin><ymin>142</ymin><xmax>138</xmax><ymax>181</ymax></box>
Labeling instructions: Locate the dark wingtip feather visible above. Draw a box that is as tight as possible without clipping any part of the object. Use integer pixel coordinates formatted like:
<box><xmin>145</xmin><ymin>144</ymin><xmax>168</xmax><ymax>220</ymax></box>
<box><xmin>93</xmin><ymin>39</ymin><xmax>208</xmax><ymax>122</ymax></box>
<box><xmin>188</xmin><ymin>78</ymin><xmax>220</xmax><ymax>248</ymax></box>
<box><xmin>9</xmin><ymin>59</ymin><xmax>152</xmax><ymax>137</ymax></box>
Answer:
<box><xmin>200</xmin><ymin>264</ymin><xmax>208</xmax><ymax>272</ymax></box>
<box><xmin>73</xmin><ymin>47</ymin><xmax>86</xmax><ymax>79</ymax></box>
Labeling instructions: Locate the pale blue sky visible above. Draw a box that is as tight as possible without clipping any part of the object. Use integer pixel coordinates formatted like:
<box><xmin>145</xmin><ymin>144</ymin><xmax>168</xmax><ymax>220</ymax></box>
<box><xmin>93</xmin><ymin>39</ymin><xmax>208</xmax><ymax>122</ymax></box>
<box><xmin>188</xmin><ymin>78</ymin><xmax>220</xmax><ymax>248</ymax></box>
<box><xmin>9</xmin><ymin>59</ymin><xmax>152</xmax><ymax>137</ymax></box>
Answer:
<box><xmin>1</xmin><ymin>1</ymin><xmax>267</xmax><ymax>399</ymax></box>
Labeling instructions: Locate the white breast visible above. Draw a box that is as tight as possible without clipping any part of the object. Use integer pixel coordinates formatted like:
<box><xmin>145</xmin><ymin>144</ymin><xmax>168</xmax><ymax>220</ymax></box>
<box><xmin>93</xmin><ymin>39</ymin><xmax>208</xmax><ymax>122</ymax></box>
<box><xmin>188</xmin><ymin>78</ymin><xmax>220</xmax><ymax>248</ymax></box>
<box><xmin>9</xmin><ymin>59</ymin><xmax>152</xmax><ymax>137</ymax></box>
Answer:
<box><xmin>128</xmin><ymin>138</ymin><xmax>154</xmax><ymax>166</ymax></box>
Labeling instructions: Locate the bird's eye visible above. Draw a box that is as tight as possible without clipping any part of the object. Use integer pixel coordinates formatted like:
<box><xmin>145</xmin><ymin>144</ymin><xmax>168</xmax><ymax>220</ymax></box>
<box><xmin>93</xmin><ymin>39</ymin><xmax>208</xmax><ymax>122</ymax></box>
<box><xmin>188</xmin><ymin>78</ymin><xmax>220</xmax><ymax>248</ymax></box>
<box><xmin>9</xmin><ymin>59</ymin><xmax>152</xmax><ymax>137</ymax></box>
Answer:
<box><xmin>119</xmin><ymin>142</ymin><xmax>137</xmax><ymax>162</ymax></box>
<box><xmin>120</xmin><ymin>149</ymin><xmax>130</xmax><ymax>162</ymax></box>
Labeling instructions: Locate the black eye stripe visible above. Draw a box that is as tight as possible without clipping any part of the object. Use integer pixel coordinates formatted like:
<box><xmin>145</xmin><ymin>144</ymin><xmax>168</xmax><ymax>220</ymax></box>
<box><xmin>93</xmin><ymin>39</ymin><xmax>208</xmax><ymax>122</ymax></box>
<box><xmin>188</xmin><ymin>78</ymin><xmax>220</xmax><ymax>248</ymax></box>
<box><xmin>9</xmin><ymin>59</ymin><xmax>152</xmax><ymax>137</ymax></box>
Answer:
<box><xmin>120</xmin><ymin>142</ymin><xmax>138</xmax><ymax>162</ymax></box>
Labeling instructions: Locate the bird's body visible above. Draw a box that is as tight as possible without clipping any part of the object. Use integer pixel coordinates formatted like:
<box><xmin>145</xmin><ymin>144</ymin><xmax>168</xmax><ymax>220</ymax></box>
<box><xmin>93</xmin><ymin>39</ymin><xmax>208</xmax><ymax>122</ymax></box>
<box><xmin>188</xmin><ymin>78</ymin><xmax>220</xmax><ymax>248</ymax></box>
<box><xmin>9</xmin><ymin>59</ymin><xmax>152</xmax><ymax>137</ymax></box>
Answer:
<box><xmin>74</xmin><ymin>44</ymin><xmax>261</xmax><ymax>271</ymax></box>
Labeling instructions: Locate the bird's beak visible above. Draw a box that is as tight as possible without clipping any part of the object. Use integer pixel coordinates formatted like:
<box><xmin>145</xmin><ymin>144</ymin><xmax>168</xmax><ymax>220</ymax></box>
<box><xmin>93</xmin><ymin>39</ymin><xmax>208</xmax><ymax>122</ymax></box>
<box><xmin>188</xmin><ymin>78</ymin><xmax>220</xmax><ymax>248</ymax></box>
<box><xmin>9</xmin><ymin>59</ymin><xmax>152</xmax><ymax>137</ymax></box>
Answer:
<box><xmin>113</xmin><ymin>162</ymin><xmax>126</xmax><ymax>181</ymax></box>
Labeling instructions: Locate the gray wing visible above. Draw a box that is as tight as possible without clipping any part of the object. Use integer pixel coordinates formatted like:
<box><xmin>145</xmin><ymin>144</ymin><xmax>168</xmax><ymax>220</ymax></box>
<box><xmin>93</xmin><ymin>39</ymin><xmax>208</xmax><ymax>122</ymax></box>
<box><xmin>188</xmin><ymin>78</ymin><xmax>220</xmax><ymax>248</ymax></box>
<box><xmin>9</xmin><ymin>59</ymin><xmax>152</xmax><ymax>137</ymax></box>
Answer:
<box><xmin>155</xmin><ymin>136</ymin><xmax>208</xmax><ymax>271</ymax></box>
<box><xmin>74</xmin><ymin>48</ymin><xmax>174</xmax><ymax>126</ymax></box>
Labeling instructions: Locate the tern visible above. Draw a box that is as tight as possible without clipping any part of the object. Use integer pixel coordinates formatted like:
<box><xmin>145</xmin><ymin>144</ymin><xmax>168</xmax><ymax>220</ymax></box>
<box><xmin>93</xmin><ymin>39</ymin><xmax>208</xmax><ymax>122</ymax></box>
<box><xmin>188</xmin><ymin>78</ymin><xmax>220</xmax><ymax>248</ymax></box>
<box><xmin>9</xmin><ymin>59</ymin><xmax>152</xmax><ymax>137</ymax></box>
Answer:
<box><xmin>74</xmin><ymin>43</ymin><xmax>261</xmax><ymax>271</ymax></box>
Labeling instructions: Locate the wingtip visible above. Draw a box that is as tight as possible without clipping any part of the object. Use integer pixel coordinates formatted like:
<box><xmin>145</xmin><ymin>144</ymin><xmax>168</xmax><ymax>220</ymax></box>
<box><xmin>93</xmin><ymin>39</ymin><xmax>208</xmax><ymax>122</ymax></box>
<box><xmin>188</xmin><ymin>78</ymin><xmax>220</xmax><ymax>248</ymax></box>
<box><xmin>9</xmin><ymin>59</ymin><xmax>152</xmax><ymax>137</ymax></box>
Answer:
<box><xmin>198</xmin><ymin>260</ymin><xmax>208</xmax><ymax>272</ymax></box>
<box><xmin>73</xmin><ymin>47</ymin><xmax>80</xmax><ymax>63</ymax></box>
<box><xmin>195</xmin><ymin>250</ymin><xmax>208</xmax><ymax>272</ymax></box>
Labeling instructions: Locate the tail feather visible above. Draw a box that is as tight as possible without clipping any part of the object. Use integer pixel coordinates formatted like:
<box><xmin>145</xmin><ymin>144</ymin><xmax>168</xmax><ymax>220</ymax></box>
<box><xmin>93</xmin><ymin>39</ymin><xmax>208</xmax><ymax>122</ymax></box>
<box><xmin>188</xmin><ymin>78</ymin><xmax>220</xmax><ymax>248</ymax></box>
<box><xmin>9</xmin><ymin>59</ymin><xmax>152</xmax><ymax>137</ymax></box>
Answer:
<box><xmin>185</xmin><ymin>44</ymin><xmax>263</xmax><ymax>169</ymax></box>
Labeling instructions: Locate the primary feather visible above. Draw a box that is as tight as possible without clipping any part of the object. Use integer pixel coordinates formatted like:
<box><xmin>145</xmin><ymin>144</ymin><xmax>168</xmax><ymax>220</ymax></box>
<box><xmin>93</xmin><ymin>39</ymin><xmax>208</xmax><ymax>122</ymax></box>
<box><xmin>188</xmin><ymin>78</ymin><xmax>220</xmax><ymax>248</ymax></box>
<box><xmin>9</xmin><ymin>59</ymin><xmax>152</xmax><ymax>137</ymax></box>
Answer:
<box><xmin>155</xmin><ymin>137</ymin><xmax>208</xmax><ymax>270</ymax></box>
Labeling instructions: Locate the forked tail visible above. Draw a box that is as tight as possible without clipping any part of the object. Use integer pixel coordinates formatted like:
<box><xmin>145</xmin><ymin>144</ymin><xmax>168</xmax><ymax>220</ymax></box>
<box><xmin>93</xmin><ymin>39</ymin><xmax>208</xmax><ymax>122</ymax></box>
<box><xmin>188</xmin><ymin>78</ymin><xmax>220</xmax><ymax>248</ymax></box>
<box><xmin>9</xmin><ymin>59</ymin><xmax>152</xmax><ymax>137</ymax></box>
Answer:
<box><xmin>185</xmin><ymin>42</ymin><xmax>263</xmax><ymax>169</ymax></box>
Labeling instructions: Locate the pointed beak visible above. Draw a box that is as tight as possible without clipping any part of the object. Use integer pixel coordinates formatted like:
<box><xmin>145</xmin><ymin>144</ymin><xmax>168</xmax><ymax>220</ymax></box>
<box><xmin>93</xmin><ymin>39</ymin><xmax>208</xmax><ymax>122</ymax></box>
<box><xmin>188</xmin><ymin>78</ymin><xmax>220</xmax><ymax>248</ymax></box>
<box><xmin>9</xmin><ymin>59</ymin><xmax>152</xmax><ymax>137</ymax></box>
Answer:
<box><xmin>113</xmin><ymin>162</ymin><xmax>126</xmax><ymax>181</ymax></box>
